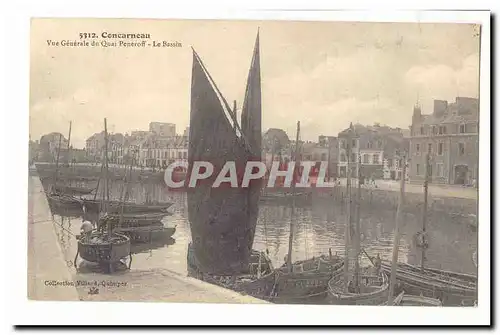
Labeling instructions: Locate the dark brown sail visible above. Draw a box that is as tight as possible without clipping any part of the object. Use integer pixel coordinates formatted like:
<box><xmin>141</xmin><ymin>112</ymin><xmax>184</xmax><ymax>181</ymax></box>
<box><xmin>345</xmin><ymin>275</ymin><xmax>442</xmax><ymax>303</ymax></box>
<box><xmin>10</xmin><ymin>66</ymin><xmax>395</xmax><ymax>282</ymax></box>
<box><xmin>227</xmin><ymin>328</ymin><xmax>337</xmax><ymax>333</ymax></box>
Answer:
<box><xmin>187</xmin><ymin>43</ymin><xmax>261</xmax><ymax>275</ymax></box>
<box><xmin>241</xmin><ymin>32</ymin><xmax>262</xmax><ymax>250</ymax></box>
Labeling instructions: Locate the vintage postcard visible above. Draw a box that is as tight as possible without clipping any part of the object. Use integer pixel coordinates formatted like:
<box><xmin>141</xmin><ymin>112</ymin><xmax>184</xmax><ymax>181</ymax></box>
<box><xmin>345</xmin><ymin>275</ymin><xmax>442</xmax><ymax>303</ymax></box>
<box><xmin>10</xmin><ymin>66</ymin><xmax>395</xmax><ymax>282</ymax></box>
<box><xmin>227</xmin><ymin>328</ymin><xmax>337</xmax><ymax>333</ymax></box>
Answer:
<box><xmin>25</xmin><ymin>14</ymin><xmax>488</xmax><ymax>324</ymax></box>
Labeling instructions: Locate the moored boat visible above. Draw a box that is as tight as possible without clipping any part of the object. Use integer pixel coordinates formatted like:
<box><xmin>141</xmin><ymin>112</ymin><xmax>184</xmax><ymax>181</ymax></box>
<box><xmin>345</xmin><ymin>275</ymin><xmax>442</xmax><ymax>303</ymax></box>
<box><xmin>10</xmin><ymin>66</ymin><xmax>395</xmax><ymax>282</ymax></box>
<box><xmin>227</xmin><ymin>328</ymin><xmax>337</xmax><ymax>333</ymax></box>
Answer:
<box><xmin>46</xmin><ymin>192</ymin><xmax>83</xmax><ymax>211</ymax></box>
<box><xmin>395</xmin><ymin>292</ymin><xmax>442</xmax><ymax>306</ymax></box>
<box><xmin>327</xmin><ymin>267</ymin><xmax>390</xmax><ymax>305</ymax></box>
<box><xmin>187</xmin><ymin>243</ymin><xmax>276</xmax><ymax>300</ymax></box>
<box><xmin>117</xmin><ymin>222</ymin><xmax>176</xmax><ymax>243</ymax></box>
<box><xmin>380</xmin><ymin>261</ymin><xmax>477</xmax><ymax>306</ymax></box>
<box><xmin>271</xmin><ymin>256</ymin><xmax>344</xmax><ymax>303</ymax></box>
<box><xmin>82</xmin><ymin>199</ymin><xmax>173</xmax><ymax>214</ymax></box>
<box><xmin>53</xmin><ymin>184</ymin><xmax>95</xmax><ymax>196</ymax></box>
<box><xmin>76</xmin><ymin>231</ymin><xmax>131</xmax><ymax>273</ymax></box>
<box><xmin>187</xmin><ymin>32</ymin><xmax>262</xmax><ymax>275</ymax></box>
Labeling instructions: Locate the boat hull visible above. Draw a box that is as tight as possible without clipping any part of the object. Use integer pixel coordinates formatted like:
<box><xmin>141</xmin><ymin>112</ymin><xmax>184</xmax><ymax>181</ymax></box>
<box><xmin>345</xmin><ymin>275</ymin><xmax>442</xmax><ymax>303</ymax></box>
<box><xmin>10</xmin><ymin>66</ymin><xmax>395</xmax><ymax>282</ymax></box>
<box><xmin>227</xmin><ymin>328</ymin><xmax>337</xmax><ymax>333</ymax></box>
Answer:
<box><xmin>187</xmin><ymin>243</ymin><xmax>274</xmax><ymax>300</ymax></box>
<box><xmin>82</xmin><ymin>199</ymin><xmax>173</xmax><ymax>214</ymax></box>
<box><xmin>380</xmin><ymin>262</ymin><xmax>477</xmax><ymax>306</ymax></box>
<box><xmin>47</xmin><ymin>193</ymin><xmax>83</xmax><ymax>211</ymax></box>
<box><xmin>327</xmin><ymin>270</ymin><xmax>390</xmax><ymax>305</ymax></box>
<box><xmin>271</xmin><ymin>256</ymin><xmax>344</xmax><ymax>303</ymax></box>
<box><xmin>77</xmin><ymin>232</ymin><xmax>130</xmax><ymax>264</ymax></box>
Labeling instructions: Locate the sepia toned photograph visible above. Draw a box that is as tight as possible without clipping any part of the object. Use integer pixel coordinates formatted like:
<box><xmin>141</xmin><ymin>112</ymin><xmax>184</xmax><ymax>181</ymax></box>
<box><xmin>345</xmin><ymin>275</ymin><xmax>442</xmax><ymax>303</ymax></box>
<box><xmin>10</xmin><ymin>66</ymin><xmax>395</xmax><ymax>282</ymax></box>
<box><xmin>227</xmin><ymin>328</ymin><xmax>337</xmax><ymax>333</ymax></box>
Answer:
<box><xmin>27</xmin><ymin>17</ymin><xmax>482</xmax><ymax>312</ymax></box>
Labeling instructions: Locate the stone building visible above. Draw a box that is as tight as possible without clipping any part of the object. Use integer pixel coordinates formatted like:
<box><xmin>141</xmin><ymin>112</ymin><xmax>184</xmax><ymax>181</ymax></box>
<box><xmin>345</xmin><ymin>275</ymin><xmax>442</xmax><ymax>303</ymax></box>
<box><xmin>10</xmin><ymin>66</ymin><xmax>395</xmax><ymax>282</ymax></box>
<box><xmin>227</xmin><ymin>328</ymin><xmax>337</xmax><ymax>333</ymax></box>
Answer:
<box><xmin>318</xmin><ymin>135</ymin><xmax>339</xmax><ymax>178</ymax></box>
<box><xmin>337</xmin><ymin>123</ymin><xmax>409</xmax><ymax>179</ymax></box>
<box><xmin>409</xmin><ymin>97</ymin><xmax>479</xmax><ymax>185</ymax></box>
<box><xmin>139</xmin><ymin>135</ymin><xmax>188</xmax><ymax>168</ymax></box>
<box><xmin>39</xmin><ymin>132</ymin><xmax>69</xmax><ymax>162</ymax></box>
<box><xmin>149</xmin><ymin>122</ymin><xmax>176</xmax><ymax>137</ymax></box>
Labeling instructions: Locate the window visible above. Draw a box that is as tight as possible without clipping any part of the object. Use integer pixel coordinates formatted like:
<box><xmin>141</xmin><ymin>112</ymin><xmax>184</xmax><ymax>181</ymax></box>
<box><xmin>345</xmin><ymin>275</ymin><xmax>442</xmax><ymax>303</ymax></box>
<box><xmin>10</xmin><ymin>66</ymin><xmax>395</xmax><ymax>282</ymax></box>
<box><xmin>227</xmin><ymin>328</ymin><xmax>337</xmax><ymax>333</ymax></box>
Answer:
<box><xmin>340</xmin><ymin>153</ymin><xmax>346</xmax><ymax>162</ymax></box>
<box><xmin>373</xmin><ymin>154</ymin><xmax>379</xmax><ymax>164</ymax></box>
<box><xmin>321</xmin><ymin>153</ymin><xmax>327</xmax><ymax>160</ymax></box>
<box><xmin>415</xmin><ymin>143</ymin><xmax>420</xmax><ymax>155</ymax></box>
<box><xmin>352</xmin><ymin>139</ymin><xmax>357</xmax><ymax>148</ymax></box>
<box><xmin>340</xmin><ymin>140</ymin><xmax>345</xmax><ymax>149</ymax></box>
<box><xmin>367</xmin><ymin>142</ymin><xmax>372</xmax><ymax>149</ymax></box>
<box><xmin>351</xmin><ymin>153</ymin><xmax>356</xmax><ymax>163</ymax></box>
<box><xmin>416</xmin><ymin>164</ymin><xmax>420</xmax><ymax>175</ymax></box>
<box><xmin>439</xmin><ymin>126</ymin><xmax>446</xmax><ymax>135</ymax></box>
<box><xmin>460</xmin><ymin>124</ymin><xmax>466</xmax><ymax>134</ymax></box>
<box><xmin>377</xmin><ymin>140</ymin><xmax>383</xmax><ymax>148</ymax></box>
<box><xmin>178</xmin><ymin>152</ymin><xmax>182</xmax><ymax>159</ymax></box>
<box><xmin>427</xmin><ymin>143</ymin><xmax>433</xmax><ymax>153</ymax></box>
<box><xmin>436</xmin><ymin>163</ymin><xmax>444</xmax><ymax>177</ymax></box>
<box><xmin>427</xmin><ymin>164</ymin><xmax>433</xmax><ymax>177</ymax></box>
<box><xmin>438</xmin><ymin>142</ymin><xmax>444</xmax><ymax>155</ymax></box>
<box><xmin>420</xmin><ymin>126</ymin><xmax>425</xmax><ymax>135</ymax></box>
<box><xmin>363</xmin><ymin>154</ymin><xmax>369</xmax><ymax>164</ymax></box>
<box><xmin>387</xmin><ymin>158</ymin><xmax>392</xmax><ymax>167</ymax></box>
<box><xmin>432</xmin><ymin>126</ymin><xmax>438</xmax><ymax>135</ymax></box>
<box><xmin>458</xmin><ymin>143</ymin><xmax>465</xmax><ymax>156</ymax></box>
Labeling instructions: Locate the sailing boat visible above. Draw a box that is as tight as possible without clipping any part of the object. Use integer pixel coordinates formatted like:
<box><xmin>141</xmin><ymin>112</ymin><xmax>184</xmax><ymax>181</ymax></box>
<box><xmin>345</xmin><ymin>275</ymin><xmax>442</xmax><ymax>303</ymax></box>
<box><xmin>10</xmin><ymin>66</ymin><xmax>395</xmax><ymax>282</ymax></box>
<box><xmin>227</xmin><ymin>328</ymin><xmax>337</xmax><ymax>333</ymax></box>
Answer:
<box><xmin>75</xmin><ymin>118</ymin><xmax>131</xmax><ymax>273</ymax></box>
<box><xmin>268</xmin><ymin>121</ymin><xmax>343</xmax><ymax>304</ymax></box>
<box><xmin>327</xmin><ymin>124</ymin><xmax>388</xmax><ymax>305</ymax></box>
<box><xmin>45</xmin><ymin>131</ymin><xmax>85</xmax><ymax>211</ymax></box>
<box><xmin>187</xmin><ymin>31</ymin><xmax>264</xmax><ymax>275</ymax></box>
<box><xmin>379</xmin><ymin>153</ymin><xmax>477</xmax><ymax>306</ymax></box>
<box><xmin>52</xmin><ymin>121</ymin><xmax>96</xmax><ymax>196</ymax></box>
<box><xmin>81</xmin><ymin>150</ymin><xmax>173</xmax><ymax>215</ymax></box>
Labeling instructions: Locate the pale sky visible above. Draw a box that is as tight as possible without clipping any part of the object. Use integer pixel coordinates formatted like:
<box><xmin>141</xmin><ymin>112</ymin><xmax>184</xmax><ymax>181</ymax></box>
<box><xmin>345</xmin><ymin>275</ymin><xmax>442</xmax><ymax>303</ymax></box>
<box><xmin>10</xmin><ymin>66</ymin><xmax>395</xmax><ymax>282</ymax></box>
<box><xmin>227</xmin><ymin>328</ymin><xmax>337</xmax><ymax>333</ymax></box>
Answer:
<box><xmin>30</xmin><ymin>19</ymin><xmax>480</xmax><ymax>148</ymax></box>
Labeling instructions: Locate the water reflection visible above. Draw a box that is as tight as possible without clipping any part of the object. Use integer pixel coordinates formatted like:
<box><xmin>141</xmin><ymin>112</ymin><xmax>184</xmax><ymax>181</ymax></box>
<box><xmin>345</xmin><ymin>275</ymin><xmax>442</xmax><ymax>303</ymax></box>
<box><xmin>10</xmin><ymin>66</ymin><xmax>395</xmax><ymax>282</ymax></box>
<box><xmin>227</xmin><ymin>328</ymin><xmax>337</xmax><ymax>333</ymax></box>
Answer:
<box><xmin>50</xmin><ymin>180</ymin><xmax>478</xmax><ymax>276</ymax></box>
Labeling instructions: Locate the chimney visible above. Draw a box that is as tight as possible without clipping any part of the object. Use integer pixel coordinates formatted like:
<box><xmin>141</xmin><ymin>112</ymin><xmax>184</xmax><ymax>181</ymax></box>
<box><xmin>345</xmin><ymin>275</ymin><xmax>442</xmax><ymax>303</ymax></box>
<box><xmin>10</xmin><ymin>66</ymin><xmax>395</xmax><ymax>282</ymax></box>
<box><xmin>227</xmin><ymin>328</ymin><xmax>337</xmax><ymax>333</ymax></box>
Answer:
<box><xmin>433</xmin><ymin>99</ymin><xmax>448</xmax><ymax>118</ymax></box>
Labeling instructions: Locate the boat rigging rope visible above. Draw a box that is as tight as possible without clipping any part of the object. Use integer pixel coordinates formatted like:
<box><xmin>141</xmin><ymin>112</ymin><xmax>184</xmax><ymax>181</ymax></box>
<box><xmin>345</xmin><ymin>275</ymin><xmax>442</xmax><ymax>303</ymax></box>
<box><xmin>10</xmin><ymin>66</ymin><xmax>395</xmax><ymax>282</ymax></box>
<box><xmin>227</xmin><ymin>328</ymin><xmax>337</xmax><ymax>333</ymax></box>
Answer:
<box><xmin>49</xmin><ymin>218</ymin><xmax>78</xmax><ymax>237</ymax></box>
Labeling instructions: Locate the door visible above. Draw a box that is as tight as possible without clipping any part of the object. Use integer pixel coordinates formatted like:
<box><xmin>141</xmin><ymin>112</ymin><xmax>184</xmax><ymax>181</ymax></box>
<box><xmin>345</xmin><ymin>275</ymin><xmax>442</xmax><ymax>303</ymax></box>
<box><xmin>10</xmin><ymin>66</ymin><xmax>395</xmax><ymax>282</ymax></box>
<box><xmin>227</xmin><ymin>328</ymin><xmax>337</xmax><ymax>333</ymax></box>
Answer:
<box><xmin>454</xmin><ymin>165</ymin><xmax>468</xmax><ymax>185</ymax></box>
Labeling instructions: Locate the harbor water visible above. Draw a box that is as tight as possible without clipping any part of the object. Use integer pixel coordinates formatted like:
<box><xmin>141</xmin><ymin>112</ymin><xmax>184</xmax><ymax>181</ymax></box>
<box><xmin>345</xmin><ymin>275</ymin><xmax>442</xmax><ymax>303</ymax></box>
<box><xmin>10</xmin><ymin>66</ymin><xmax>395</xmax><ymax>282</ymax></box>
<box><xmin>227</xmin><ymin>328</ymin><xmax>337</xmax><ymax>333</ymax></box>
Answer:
<box><xmin>49</xmin><ymin>179</ymin><xmax>478</xmax><ymax>280</ymax></box>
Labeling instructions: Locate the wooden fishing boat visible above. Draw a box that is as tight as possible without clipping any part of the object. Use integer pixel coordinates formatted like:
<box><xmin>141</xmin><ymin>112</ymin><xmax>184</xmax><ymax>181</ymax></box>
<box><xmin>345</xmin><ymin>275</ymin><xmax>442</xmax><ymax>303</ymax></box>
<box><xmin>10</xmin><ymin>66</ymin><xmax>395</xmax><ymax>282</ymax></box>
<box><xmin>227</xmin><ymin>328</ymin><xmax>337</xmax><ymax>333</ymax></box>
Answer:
<box><xmin>187</xmin><ymin>32</ymin><xmax>262</xmax><ymax>275</ymax></box>
<box><xmin>53</xmin><ymin>184</ymin><xmax>95</xmax><ymax>196</ymax></box>
<box><xmin>382</xmin><ymin>292</ymin><xmax>442</xmax><ymax>306</ymax></box>
<box><xmin>187</xmin><ymin>243</ymin><xmax>276</xmax><ymax>300</ymax></box>
<box><xmin>380</xmin><ymin>261</ymin><xmax>477</xmax><ymax>306</ymax></box>
<box><xmin>327</xmin><ymin>267</ymin><xmax>390</xmax><ymax>305</ymax></box>
<box><xmin>271</xmin><ymin>256</ymin><xmax>344</xmax><ymax>303</ymax></box>
<box><xmin>117</xmin><ymin>223</ymin><xmax>176</xmax><ymax>243</ymax></box>
<box><xmin>396</xmin><ymin>292</ymin><xmax>442</xmax><ymax>306</ymax></box>
<box><xmin>82</xmin><ymin>199</ymin><xmax>173</xmax><ymax>214</ymax></box>
<box><xmin>99</xmin><ymin>212</ymin><xmax>170</xmax><ymax>228</ymax></box>
<box><xmin>76</xmin><ymin>231</ymin><xmax>131</xmax><ymax>272</ymax></box>
<box><xmin>74</xmin><ymin>118</ymin><xmax>132</xmax><ymax>273</ymax></box>
<box><xmin>46</xmin><ymin>193</ymin><xmax>83</xmax><ymax>211</ymax></box>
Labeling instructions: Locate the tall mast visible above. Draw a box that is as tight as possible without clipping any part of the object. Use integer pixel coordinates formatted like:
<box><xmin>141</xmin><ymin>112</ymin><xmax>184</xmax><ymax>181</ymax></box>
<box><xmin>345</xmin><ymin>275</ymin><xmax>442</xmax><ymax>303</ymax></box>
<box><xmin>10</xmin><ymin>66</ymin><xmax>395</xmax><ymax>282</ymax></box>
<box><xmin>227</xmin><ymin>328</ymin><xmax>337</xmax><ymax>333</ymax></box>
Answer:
<box><xmin>343</xmin><ymin>124</ymin><xmax>353</xmax><ymax>292</ymax></box>
<box><xmin>287</xmin><ymin>121</ymin><xmax>300</xmax><ymax>273</ymax></box>
<box><xmin>354</xmin><ymin>151</ymin><xmax>362</xmax><ymax>292</ymax></box>
<box><xmin>67</xmin><ymin>121</ymin><xmax>72</xmax><ymax>165</ymax></box>
<box><xmin>53</xmin><ymin>134</ymin><xmax>63</xmax><ymax>189</ymax></box>
<box><xmin>103</xmin><ymin>118</ymin><xmax>110</xmax><ymax>213</ymax></box>
<box><xmin>421</xmin><ymin>152</ymin><xmax>430</xmax><ymax>269</ymax></box>
<box><xmin>387</xmin><ymin>154</ymin><xmax>407</xmax><ymax>305</ymax></box>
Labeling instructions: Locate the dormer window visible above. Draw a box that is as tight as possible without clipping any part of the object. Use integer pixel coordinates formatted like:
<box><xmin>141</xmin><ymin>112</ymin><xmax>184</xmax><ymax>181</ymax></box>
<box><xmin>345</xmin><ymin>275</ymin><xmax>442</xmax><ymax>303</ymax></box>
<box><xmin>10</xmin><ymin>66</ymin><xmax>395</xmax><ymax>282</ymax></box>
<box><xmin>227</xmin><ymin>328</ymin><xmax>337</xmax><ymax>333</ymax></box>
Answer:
<box><xmin>438</xmin><ymin>126</ymin><xmax>446</xmax><ymax>135</ymax></box>
<box><xmin>432</xmin><ymin>126</ymin><xmax>437</xmax><ymax>135</ymax></box>
<box><xmin>420</xmin><ymin>126</ymin><xmax>425</xmax><ymax>135</ymax></box>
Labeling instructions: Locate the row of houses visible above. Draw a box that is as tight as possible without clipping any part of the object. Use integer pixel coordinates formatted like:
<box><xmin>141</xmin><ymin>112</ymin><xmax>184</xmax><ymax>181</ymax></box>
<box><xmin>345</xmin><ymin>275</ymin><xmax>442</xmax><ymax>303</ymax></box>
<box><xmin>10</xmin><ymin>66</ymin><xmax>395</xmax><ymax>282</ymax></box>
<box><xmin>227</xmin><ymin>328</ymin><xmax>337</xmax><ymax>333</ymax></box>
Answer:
<box><xmin>34</xmin><ymin>96</ymin><xmax>478</xmax><ymax>185</ymax></box>
<box><xmin>261</xmin><ymin>96</ymin><xmax>478</xmax><ymax>185</ymax></box>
